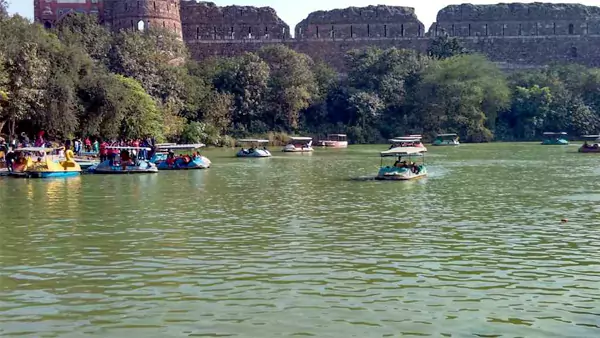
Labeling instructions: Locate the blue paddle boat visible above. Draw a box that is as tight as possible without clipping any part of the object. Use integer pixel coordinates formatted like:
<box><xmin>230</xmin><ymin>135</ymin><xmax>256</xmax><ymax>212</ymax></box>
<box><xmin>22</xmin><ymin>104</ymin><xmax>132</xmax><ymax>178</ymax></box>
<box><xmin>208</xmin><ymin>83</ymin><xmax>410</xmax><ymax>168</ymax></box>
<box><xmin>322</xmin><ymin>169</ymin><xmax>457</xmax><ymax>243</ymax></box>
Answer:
<box><xmin>152</xmin><ymin>144</ymin><xmax>211</xmax><ymax>170</ymax></box>
<box><xmin>542</xmin><ymin>132</ymin><xmax>569</xmax><ymax>145</ymax></box>
<box><xmin>376</xmin><ymin>146</ymin><xmax>427</xmax><ymax>181</ymax></box>
<box><xmin>89</xmin><ymin>146</ymin><xmax>158</xmax><ymax>174</ymax></box>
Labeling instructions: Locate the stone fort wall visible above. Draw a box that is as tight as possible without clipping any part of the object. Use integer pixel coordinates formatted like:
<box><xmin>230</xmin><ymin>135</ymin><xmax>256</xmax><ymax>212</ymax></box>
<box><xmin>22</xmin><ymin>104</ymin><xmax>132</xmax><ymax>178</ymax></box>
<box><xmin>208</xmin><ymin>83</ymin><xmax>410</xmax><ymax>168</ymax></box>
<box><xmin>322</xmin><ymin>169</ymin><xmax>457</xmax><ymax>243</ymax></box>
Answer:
<box><xmin>179</xmin><ymin>2</ymin><xmax>600</xmax><ymax>70</ymax></box>
<box><xmin>86</xmin><ymin>1</ymin><xmax>600</xmax><ymax>70</ymax></box>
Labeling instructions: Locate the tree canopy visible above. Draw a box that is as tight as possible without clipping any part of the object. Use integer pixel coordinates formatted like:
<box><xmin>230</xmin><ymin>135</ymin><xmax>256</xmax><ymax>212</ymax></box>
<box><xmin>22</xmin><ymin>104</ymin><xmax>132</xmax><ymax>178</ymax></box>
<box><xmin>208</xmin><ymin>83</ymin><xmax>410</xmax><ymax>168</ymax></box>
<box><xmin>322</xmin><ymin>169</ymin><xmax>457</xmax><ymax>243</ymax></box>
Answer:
<box><xmin>1</xmin><ymin>12</ymin><xmax>599</xmax><ymax>144</ymax></box>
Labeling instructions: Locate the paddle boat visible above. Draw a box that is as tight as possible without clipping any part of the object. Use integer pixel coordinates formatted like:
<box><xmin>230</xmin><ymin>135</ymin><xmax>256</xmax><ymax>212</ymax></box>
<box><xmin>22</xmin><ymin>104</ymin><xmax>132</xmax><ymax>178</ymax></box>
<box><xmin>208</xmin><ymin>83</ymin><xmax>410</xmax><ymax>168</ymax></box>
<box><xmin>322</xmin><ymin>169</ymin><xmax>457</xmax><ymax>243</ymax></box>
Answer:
<box><xmin>90</xmin><ymin>146</ymin><xmax>158</xmax><ymax>174</ymax></box>
<box><xmin>542</xmin><ymin>132</ymin><xmax>569</xmax><ymax>145</ymax></box>
<box><xmin>25</xmin><ymin>148</ymin><xmax>82</xmax><ymax>178</ymax></box>
<box><xmin>579</xmin><ymin>135</ymin><xmax>600</xmax><ymax>153</ymax></box>
<box><xmin>376</xmin><ymin>146</ymin><xmax>427</xmax><ymax>181</ymax></box>
<box><xmin>317</xmin><ymin>134</ymin><xmax>348</xmax><ymax>148</ymax></box>
<box><xmin>390</xmin><ymin>136</ymin><xmax>426</xmax><ymax>150</ymax></box>
<box><xmin>433</xmin><ymin>133</ymin><xmax>460</xmax><ymax>146</ymax></box>
<box><xmin>283</xmin><ymin>137</ymin><xmax>314</xmax><ymax>153</ymax></box>
<box><xmin>236</xmin><ymin>139</ymin><xmax>272</xmax><ymax>158</ymax></box>
<box><xmin>152</xmin><ymin>144</ymin><xmax>211</xmax><ymax>170</ymax></box>
<box><xmin>7</xmin><ymin>147</ymin><xmax>59</xmax><ymax>177</ymax></box>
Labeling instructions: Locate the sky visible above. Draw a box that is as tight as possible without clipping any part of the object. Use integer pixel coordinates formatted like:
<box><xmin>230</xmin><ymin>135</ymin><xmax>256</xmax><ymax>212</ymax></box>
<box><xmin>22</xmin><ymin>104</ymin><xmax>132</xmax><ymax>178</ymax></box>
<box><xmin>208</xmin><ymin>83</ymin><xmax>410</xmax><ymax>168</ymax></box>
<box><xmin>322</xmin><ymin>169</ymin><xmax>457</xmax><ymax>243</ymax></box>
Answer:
<box><xmin>8</xmin><ymin>0</ymin><xmax>600</xmax><ymax>30</ymax></box>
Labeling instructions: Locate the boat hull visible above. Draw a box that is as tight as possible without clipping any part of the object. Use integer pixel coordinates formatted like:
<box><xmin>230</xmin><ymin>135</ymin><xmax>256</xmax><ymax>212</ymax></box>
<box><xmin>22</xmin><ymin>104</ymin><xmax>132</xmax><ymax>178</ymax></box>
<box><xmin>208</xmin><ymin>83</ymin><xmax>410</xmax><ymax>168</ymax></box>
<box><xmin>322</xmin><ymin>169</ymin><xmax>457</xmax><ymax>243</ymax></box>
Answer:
<box><xmin>433</xmin><ymin>141</ymin><xmax>460</xmax><ymax>146</ymax></box>
<box><xmin>237</xmin><ymin>149</ymin><xmax>272</xmax><ymax>158</ymax></box>
<box><xmin>579</xmin><ymin>146</ymin><xmax>600</xmax><ymax>153</ymax></box>
<box><xmin>156</xmin><ymin>157</ymin><xmax>211</xmax><ymax>170</ymax></box>
<box><xmin>26</xmin><ymin>171</ymin><xmax>81</xmax><ymax>178</ymax></box>
<box><xmin>90</xmin><ymin>160</ymin><xmax>158</xmax><ymax>174</ymax></box>
<box><xmin>376</xmin><ymin>166</ymin><xmax>427</xmax><ymax>181</ymax></box>
<box><xmin>542</xmin><ymin>139</ymin><xmax>569</xmax><ymax>145</ymax></box>
<box><xmin>318</xmin><ymin>141</ymin><xmax>348</xmax><ymax>148</ymax></box>
<box><xmin>282</xmin><ymin>146</ymin><xmax>314</xmax><ymax>153</ymax></box>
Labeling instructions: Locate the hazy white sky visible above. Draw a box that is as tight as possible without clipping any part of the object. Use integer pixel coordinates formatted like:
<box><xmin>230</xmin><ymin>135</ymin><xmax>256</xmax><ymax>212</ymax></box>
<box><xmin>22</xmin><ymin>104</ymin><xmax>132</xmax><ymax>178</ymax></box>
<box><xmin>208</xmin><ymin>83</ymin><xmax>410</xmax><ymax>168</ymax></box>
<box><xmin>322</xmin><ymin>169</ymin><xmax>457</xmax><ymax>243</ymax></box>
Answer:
<box><xmin>8</xmin><ymin>0</ymin><xmax>600</xmax><ymax>29</ymax></box>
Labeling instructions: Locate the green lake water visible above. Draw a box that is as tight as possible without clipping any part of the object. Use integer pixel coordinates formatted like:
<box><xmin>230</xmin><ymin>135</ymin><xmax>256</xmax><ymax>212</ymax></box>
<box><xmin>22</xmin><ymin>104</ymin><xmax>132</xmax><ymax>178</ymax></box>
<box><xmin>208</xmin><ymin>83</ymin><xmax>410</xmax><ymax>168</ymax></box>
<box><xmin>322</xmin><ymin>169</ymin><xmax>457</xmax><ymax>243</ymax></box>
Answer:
<box><xmin>1</xmin><ymin>143</ymin><xmax>599</xmax><ymax>337</ymax></box>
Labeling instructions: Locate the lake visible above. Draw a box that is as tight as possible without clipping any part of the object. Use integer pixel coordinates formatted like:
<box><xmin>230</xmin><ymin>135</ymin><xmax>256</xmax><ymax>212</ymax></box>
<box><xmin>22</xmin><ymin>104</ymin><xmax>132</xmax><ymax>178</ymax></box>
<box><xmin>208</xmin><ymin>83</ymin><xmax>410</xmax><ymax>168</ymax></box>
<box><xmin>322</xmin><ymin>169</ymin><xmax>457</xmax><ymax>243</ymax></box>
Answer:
<box><xmin>1</xmin><ymin>143</ymin><xmax>599</xmax><ymax>337</ymax></box>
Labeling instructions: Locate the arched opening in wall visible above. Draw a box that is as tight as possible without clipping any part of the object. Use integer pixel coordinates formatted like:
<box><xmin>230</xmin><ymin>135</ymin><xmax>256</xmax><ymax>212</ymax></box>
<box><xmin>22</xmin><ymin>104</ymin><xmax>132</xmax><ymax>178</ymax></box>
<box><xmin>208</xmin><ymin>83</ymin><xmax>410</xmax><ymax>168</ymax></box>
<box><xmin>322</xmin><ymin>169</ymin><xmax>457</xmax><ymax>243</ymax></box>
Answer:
<box><xmin>331</xmin><ymin>25</ymin><xmax>335</xmax><ymax>39</ymax></box>
<box><xmin>282</xmin><ymin>27</ymin><xmax>287</xmax><ymax>39</ymax></box>
<box><xmin>418</xmin><ymin>25</ymin><xmax>421</xmax><ymax>37</ymax></box>
<box><xmin>401</xmin><ymin>24</ymin><xmax>404</xmax><ymax>37</ymax></box>
<box><xmin>571</xmin><ymin>46</ymin><xmax>578</xmax><ymax>58</ymax></box>
<box><xmin>214</xmin><ymin>27</ymin><xmax>218</xmax><ymax>40</ymax></box>
<box><xmin>264</xmin><ymin>26</ymin><xmax>269</xmax><ymax>39</ymax></box>
<box><xmin>367</xmin><ymin>24</ymin><xmax>370</xmax><ymax>37</ymax></box>
<box><xmin>451</xmin><ymin>24</ymin><xmax>455</xmax><ymax>36</ymax></box>
<box><xmin>569</xmin><ymin>24</ymin><xmax>574</xmax><ymax>35</ymax></box>
<box><xmin>163</xmin><ymin>21</ymin><xmax>165</xmax><ymax>28</ymax></box>
<box><xmin>44</xmin><ymin>21</ymin><xmax>52</xmax><ymax>29</ymax></box>
<box><xmin>196</xmin><ymin>26</ymin><xmax>200</xmax><ymax>40</ymax></box>
<box><xmin>316</xmin><ymin>26</ymin><xmax>320</xmax><ymax>38</ymax></box>
<box><xmin>248</xmin><ymin>26</ymin><xmax>252</xmax><ymax>39</ymax></box>
<box><xmin>553</xmin><ymin>23</ymin><xmax>556</xmax><ymax>34</ymax></box>
<box><xmin>154</xmin><ymin>1</ymin><xmax>156</xmax><ymax>10</ymax></box>
<box><xmin>230</xmin><ymin>26</ymin><xmax>234</xmax><ymax>39</ymax></box>
<box><xmin>350</xmin><ymin>25</ymin><xmax>353</xmax><ymax>38</ymax></box>
<box><xmin>584</xmin><ymin>23</ymin><xmax>589</xmax><ymax>35</ymax></box>
<box><xmin>384</xmin><ymin>24</ymin><xmax>387</xmax><ymax>37</ymax></box>
<box><xmin>502</xmin><ymin>24</ymin><xmax>506</xmax><ymax>36</ymax></box>
<box><xmin>518</xmin><ymin>23</ymin><xmax>522</xmax><ymax>36</ymax></box>
<box><xmin>468</xmin><ymin>24</ymin><xmax>471</xmax><ymax>36</ymax></box>
<box><xmin>485</xmin><ymin>24</ymin><xmax>488</xmax><ymax>36</ymax></box>
<box><xmin>137</xmin><ymin>20</ymin><xmax>145</xmax><ymax>31</ymax></box>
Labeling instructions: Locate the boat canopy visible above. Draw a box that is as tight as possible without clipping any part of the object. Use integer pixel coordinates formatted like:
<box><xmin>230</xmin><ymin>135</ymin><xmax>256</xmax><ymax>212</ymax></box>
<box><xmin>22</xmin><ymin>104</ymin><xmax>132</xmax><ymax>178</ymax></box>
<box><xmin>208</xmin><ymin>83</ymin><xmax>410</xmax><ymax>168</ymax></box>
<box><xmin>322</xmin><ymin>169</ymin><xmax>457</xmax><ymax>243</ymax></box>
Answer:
<box><xmin>581</xmin><ymin>135</ymin><xmax>600</xmax><ymax>138</ymax></box>
<box><xmin>14</xmin><ymin>147</ymin><xmax>56</xmax><ymax>153</ymax></box>
<box><xmin>155</xmin><ymin>143</ymin><xmax>177</xmax><ymax>147</ymax></box>
<box><xmin>390</xmin><ymin>138</ymin><xmax>421</xmax><ymax>143</ymax></box>
<box><xmin>238</xmin><ymin>139</ymin><xmax>269</xmax><ymax>143</ymax></box>
<box><xmin>106</xmin><ymin>146</ymin><xmax>152</xmax><ymax>151</ymax></box>
<box><xmin>290</xmin><ymin>137</ymin><xmax>312</xmax><ymax>141</ymax></box>
<box><xmin>328</xmin><ymin>134</ymin><xmax>347</xmax><ymax>137</ymax></box>
<box><xmin>381</xmin><ymin>146</ymin><xmax>425</xmax><ymax>157</ymax></box>
<box><xmin>436</xmin><ymin>133</ymin><xmax>458</xmax><ymax>137</ymax></box>
<box><xmin>157</xmin><ymin>144</ymin><xmax>205</xmax><ymax>150</ymax></box>
<box><xmin>543</xmin><ymin>132</ymin><xmax>567</xmax><ymax>136</ymax></box>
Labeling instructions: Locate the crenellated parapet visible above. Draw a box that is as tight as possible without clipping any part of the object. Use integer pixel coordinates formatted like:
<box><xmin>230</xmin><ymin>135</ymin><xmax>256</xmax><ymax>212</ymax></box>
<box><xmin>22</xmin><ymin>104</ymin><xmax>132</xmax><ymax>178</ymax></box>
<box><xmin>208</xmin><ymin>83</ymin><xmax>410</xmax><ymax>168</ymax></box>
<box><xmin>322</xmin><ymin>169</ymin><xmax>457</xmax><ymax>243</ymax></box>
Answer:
<box><xmin>430</xmin><ymin>3</ymin><xmax>600</xmax><ymax>37</ymax></box>
<box><xmin>180</xmin><ymin>1</ymin><xmax>290</xmax><ymax>41</ymax></box>
<box><xmin>294</xmin><ymin>5</ymin><xmax>426</xmax><ymax>40</ymax></box>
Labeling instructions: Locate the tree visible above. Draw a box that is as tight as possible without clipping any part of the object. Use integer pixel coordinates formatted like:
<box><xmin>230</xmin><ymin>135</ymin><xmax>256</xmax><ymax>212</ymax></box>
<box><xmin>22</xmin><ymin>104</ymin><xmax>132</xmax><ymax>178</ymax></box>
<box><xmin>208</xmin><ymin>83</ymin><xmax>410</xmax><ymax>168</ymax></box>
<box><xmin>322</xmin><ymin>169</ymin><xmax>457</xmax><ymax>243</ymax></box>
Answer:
<box><xmin>427</xmin><ymin>35</ymin><xmax>468</xmax><ymax>59</ymax></box>
<box><xmin>114</xmin><ymin>75</ymin><xmax>163</xmax><ymax>140</ymax></box>
<box><xmin>55</xmin><ymin>13</ymin><xmax>112</xmax><ymax>64</ymax></box>
<box><xmin>416</xmin><ymin>54</ymin><xmax>510</xmax><ymax>142</ymax></box>
<box><xmin>0</xmin><ymin>0</ymin><xmax>8</xmax><ymax>20</ymax></box>
<box><xmin>213</xmin><ymin>53</ymin><xmax>269</xmax><ymax>129</ymax></box>
<box><xmin>258</xmin><ymin>45</ymin><xmax>317</xmax><ymax>130</ymax></box>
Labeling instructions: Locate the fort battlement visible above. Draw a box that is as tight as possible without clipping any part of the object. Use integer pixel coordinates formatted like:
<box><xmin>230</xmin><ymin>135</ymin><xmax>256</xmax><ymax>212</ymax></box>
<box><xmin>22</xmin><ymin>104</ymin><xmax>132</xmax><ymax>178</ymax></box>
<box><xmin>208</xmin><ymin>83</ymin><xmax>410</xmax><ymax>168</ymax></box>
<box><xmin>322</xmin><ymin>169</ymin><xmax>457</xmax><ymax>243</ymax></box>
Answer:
<box><xmin>34</xmin><ymin>1</ymin><xmax>600</xmax><ymax>69</ymax></box>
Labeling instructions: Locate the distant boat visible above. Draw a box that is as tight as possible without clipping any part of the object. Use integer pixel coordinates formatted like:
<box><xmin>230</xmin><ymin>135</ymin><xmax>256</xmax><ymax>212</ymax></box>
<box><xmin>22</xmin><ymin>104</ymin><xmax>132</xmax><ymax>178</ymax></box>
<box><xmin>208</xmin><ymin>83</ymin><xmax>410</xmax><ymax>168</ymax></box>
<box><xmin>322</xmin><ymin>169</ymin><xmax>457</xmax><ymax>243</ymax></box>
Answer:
<box><xmin>433</xmin><ymin>133</ymin><xmax>460</xmax><ymax>146</ymax></box>
<box><xmin>283</xmin><ymin>137</ymin><xmax>314</xmax><ymax>153</ymax></box>
<box><xmin>317</xmin><ymin>134</ymin><xmax>348</xmax><ymax>148</ymax></box>
<box><xmin>236</xmin><ymin>139</ymin><xmax>272</xmax><ymax>158</ymax></box>
<box><xmin>389</xmin><ymin>135</ymin><xmax>427</xmax><ymax>150</ymax></box>
<box><xmin>541</xmin><ymin>132</ymin><xmax>569</xmax><ymax>145</ymax></box>
<box><xmin>579</xmin><ymin>135</ymin><xmax>600</xmax><ymax>153</ymax></box>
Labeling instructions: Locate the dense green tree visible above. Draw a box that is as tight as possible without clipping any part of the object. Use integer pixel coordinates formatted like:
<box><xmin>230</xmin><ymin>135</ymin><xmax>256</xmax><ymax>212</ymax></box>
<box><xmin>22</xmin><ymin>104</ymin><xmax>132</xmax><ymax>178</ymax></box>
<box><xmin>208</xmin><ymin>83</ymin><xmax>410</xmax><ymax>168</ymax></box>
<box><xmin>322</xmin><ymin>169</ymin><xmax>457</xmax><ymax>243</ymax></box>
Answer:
<box><xmin>55</xmin><ymin>14</ymin><xmax>112</xmax><ymax>64</ymax></box>
<box><xmin>416</xmin><ymin>55</ymin><xmax>510</xmax><ymax>142</ymax></box>
<box><xmin>427</xmin><ymin>35</ymin><xmax>468</xmax><ymax>59</ymax></box>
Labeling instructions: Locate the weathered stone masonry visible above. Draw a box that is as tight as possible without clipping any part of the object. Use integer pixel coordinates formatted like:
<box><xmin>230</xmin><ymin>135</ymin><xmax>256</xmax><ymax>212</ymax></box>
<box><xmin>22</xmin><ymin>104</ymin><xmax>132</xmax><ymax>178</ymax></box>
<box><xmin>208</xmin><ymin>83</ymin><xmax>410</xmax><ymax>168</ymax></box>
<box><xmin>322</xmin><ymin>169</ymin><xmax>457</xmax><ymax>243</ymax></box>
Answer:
<box><xmin>35</xmin><ymin>1</ymin><xmax>600</xmax><ymax>70</ymax></box>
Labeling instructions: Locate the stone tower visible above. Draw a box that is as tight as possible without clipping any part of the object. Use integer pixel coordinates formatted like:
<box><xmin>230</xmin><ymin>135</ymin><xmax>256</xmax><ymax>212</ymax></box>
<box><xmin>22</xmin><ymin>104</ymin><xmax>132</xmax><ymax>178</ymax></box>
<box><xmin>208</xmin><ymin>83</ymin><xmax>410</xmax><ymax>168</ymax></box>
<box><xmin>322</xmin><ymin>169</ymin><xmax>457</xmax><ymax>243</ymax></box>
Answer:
<box><xmin>105</xmin><ymin>0</ymin><xmax>183</xmax><ymax>39</ymax></box>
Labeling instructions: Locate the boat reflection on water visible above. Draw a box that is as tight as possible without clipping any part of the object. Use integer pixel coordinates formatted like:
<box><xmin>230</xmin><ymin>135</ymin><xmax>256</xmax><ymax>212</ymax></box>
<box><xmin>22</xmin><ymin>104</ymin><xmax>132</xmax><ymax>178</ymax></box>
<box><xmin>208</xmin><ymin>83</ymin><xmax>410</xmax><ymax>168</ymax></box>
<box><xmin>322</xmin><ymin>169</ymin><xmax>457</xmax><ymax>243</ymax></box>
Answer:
<box><xmin>22</xmin><ymin>175</ymin><xmax>83</xmax><ymax>220</ymax></box>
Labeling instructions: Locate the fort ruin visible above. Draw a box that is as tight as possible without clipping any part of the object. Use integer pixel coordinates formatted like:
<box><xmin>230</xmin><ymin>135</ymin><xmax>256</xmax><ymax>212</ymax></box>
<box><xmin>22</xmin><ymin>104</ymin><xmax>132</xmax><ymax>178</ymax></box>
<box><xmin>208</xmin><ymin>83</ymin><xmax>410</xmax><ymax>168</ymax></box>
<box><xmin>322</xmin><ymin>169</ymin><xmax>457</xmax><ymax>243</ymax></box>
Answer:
<box><xmin>34</xmin><ymin>1</ymin><xmax>600</xmax><ymax>69</ymax></box>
